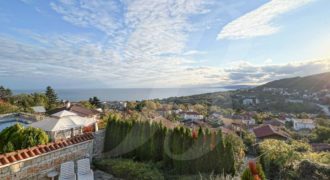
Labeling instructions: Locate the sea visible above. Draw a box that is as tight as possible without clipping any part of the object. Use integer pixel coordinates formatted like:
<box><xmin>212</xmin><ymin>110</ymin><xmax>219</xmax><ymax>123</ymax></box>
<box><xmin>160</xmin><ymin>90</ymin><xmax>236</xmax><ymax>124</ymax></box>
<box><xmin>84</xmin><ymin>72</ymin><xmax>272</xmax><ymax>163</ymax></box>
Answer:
<box><xmin>13</xmin><ymin>87</ymin><xmax>232</xmax><ymax>102</ymax></box>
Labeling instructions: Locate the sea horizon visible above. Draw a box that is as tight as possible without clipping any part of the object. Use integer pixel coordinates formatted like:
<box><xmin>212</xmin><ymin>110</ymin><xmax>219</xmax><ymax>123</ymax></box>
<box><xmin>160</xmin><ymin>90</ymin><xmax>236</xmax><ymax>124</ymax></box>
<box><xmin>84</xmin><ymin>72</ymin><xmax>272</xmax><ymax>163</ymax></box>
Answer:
<box><xmin>12</xmin><ymin>87</ymin><xmax>235</xmax><ymax>102</ymax></box>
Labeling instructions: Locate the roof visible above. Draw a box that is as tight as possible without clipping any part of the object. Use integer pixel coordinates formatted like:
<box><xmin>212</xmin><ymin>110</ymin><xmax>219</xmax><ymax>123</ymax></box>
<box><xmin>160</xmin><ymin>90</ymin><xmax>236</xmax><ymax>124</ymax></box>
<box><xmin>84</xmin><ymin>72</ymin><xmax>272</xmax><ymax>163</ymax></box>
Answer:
<box><xmin>293</xmin><ymin>119</ymin><xmax>314</xmax><ymax>124</ymax></box>
<box><xmin>30</xmin><ymin>115</ymin><xmax>96</xmax><ymax>132</ymax></box>
<box><xmin>47</xmin><ymin>105</ymin><xmax>100</xmax><ymax>117</ymax></box>
<box><xmin>31</xmin><ymin>106</ymin><xmax>46</xmax><ymax>113</ymax></box>
<box><xmin>70</xmin><ymin>105</ymin><xmax>99</xmax><ymax>117</ymax></box>
<box><xmin>310</xmin><ymin>143</ymin><xmax>330</xmax><ymax>152</ymax></box>
<box><xmin>51</xmin><ymin>110</ymin><xmax>77</xmax><ymax>117</ymax></box>
<box><xmin>0</xmin><ymin>133</ymin><xmax>93</xmax><ymax>167</ymax></box>
<box><xmin>263</xmin><ymin>119</ymin><xmax>285</xmax><ymax>126</ymax></box>
<box><xmin>182</xmin><ymin>111</ymin><xmax>201</xmax><ymax>115</ymax></box>
<box><xmin>253</xmin><ymin>124</ymin><xmax>289</xmax><ymax>139</ymax></box>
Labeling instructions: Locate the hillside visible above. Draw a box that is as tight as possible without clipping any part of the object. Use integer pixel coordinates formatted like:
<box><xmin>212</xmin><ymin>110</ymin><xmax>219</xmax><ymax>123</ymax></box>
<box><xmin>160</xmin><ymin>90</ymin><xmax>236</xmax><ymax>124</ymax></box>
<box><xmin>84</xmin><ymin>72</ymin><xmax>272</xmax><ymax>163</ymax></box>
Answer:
<box><xmin>257</xmin><ymin>72</ymin><xmax>330</xmax><ymax>91</ymax></box>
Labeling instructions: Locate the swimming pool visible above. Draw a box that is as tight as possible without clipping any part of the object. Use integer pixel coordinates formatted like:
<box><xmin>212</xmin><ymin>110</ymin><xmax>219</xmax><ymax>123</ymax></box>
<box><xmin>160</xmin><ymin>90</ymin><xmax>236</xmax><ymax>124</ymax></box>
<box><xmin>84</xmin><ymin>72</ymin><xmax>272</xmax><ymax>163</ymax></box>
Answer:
<box><xmin>0</xmin><ymin>120</ymin><xmax>27</xmax><ymax>132</ymax></box>
<box><xmin>0</xmin><ymin>118</ymin><xmax>29</xmax><ymax>132</ymax></box>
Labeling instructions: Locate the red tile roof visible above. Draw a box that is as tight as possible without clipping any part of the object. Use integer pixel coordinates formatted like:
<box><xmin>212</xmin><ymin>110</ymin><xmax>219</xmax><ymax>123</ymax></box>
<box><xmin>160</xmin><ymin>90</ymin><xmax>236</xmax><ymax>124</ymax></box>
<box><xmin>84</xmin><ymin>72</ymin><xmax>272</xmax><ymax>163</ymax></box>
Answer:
<box><xmin>0</xmin><ymin>133</ymin><xmax>93</xmax><ymax>167</ymax></box>
<box><xmin>311</xmin><ymin>143</ymin><xmax>330</xmax><ymax>152</ymax></box>
<box><xmin>253</xmin><ymin>124</ymin><xmax>289</xmax><ymax>139</ymax></box>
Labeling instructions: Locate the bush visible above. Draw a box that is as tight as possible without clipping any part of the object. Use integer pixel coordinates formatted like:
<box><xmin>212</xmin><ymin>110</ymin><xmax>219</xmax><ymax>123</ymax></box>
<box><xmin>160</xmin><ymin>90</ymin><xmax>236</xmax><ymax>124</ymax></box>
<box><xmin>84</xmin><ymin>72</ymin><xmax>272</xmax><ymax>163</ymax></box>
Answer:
<box><xmin>296</xmin><ymin>160</ymin><xmax>330</xmax><ymax>180</ymax></box>
<box><xmin>241</xmin><ymin>161</ymin><xmax>266</xmax><ymax>180</ymax></box>
<box><xmin>94</xmin><ymin>158</ymin><xmax>164</xmax><ymax>180</ymax></box>
<box><xmin>0</xmin><ymin>124</ymin><xmax>49</xmax><ymax>153</ymax></box>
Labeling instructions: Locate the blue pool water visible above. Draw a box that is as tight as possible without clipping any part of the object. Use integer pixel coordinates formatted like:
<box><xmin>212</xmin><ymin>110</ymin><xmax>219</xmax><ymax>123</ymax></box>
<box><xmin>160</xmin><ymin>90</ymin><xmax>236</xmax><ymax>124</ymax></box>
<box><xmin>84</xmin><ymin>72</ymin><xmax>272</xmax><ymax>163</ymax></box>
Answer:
<box><xmin>0</xmin><ymin>120</ymin><xmax>28</xmax><ymax>132</ymax></box>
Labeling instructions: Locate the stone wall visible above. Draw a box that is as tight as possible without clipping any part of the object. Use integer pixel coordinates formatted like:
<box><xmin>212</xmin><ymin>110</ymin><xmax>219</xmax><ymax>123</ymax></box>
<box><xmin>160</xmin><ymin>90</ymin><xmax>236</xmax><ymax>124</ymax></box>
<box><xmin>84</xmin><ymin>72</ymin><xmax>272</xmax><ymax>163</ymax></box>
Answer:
<box><xmin>93</xmin><ymin>129</ymin><xmax>106</xmax><ymax>157</ymax></box>
<box><xmin>0</xmin><ymin>137</ymin><xmax>93</xmax><ymax>180</ymax></box>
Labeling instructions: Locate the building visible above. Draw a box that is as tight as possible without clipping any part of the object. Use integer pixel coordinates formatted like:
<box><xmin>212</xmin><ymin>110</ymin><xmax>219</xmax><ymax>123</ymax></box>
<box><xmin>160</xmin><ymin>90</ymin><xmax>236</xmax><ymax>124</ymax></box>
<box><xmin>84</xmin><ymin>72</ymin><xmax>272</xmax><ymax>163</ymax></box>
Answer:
<box><xmin>253</xmin><ymin>124</ymin><xmax>290</xmax><ymax>141</ymax></box>
<box><xmin>286</xmin><ymin>99</ymin><xmax>303</xmax><ymax>104</ymax></box>
<box><xmin>243</xmin><ymin>97</ymin><xmax>259</xmax><ymax>105</ymax></box>
<box><xmin>31</xmin><ymin>106</ymin><xmax>46</xmax><ymax>114</ymax></box>
<box><xmin>292</xmin><ymin>119</ymin><xmax>315</xmax><ymax>130</ymax></box>
<box><xmin>263</xmin><ymin>119</ymin><xmax>285</xmax><ymax>127</ymax></box>
<box><xmin>156</xmin><ymin>108</ymin><xmax>172</xmax><ymax>117</ymax></box>
<box><xmin>48</xmin><ymin>104</ymin><xmax>100</xmax><ymax>120</ymax></box>
<box><xmin>180</xmin><ymin>111</ymin><xmax>203</xmax><ymax>121</ymax></box>
<box><xmin>30</xmin><ymin>115</ymin><xmax>97</xmax><ymax>141</ymax></box>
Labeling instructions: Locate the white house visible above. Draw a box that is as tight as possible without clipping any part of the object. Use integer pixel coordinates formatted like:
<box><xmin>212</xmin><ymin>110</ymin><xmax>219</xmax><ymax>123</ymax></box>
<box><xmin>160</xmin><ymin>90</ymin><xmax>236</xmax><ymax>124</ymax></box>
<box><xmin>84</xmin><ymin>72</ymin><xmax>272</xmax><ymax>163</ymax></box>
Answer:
<box><xmin>243</xmin><ymin>99</ymin><xmax>253</xmax><ymax>105</ymax></box>
<box><xmin>293</xmin><ymin>119</ymin><xmax>315</xmax><ymax>131</ymax></box>
<box><xmin>243</xmin><ymin>98</ymin><xmax>259</xmax><ymax>105</ymax></box>
<box><xmin>181</xmin><ymin>112</ymin><xmax>203</xmax><ymax>121</ymax></box>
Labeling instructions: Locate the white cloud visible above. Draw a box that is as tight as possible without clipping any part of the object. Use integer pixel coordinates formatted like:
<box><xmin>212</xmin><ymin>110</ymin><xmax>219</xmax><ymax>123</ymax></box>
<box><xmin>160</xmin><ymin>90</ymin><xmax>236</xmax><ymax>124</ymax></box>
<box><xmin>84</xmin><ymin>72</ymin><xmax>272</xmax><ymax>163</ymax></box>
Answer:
<box><xmin>218</xmin><ymin>0</ymin><xmax>314</xmax><ymax>40</ymax></box>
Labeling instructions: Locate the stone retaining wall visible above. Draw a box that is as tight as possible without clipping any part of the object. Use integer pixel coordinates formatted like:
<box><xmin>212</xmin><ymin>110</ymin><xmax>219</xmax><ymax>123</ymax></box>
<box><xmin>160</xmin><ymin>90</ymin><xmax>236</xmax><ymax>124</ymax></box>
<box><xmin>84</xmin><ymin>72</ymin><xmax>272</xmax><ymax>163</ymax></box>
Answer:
<box><xmin>0</xmin><ymin>139</ymin><xmax>93</xmax><ymax>180</ymax></box>
<box><xmin>93</xmin><ymin>129</ymin><xmax>106</xmax><ymax>157</ymax></box>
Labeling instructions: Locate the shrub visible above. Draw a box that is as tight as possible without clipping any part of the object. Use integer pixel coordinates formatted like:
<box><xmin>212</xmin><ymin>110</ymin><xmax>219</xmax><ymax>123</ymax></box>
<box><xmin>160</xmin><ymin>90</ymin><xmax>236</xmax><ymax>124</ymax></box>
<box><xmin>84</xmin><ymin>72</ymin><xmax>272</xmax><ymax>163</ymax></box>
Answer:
<box><xmin>94</xmin><ymin>158</ymin><xmax>164</xmax><ymax>180</ymax></box>
<box><xmin>241</xmin><ymin>161</ymin><xmax>266</xmax><ymax>180</ymax></box>
<box><xmin>0</xmin><ymin>124</ymin><xmax>49</xmax><ymax>153</ymax></box>
<box><xmin>296</xmin><ymin>160</ymin><xmax>330</xmax><ymax>180</ymax></box>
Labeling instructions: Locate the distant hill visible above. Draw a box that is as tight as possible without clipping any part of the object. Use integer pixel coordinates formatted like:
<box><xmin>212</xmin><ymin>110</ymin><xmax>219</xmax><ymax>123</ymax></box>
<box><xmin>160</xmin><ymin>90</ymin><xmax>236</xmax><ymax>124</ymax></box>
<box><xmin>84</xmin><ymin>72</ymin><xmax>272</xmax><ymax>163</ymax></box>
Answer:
<box><xmin>257</xmin><ymin>72</ymin><xmax>330</xmax><ymax>91</ymax></box>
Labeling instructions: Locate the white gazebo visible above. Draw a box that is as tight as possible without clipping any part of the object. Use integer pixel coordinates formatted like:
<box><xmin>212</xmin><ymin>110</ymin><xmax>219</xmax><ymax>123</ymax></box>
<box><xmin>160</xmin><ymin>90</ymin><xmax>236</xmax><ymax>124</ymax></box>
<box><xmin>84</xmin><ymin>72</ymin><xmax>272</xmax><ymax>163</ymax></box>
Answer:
<box><xmin>51</xmin><ymin>110</ymin><xmax>77</xmax><ymax>118</ymax></box>
<box><xmin>30</xmin><ymin>115</ymin><xmax>97</xmax><ymax>141</ymax></box>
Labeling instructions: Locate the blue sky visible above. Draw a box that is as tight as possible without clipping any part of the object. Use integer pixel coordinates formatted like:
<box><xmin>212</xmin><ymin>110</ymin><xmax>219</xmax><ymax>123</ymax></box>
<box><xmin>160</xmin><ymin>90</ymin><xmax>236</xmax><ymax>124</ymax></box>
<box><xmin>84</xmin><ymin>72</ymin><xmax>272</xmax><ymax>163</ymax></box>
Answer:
<box><xmin>0</xmin><ymin>0</ymin><xmax>329</xmax><ymax>89</ymax></box>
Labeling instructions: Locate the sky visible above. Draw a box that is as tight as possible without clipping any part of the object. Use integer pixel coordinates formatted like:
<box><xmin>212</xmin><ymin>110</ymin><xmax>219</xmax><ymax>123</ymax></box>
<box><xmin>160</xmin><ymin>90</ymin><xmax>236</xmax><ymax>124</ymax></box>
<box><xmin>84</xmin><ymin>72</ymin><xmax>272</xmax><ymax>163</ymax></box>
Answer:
<box><xmin>0</xmin><ymin>0</ymin><xmax>330</xmax><ymax>89</ymax></box>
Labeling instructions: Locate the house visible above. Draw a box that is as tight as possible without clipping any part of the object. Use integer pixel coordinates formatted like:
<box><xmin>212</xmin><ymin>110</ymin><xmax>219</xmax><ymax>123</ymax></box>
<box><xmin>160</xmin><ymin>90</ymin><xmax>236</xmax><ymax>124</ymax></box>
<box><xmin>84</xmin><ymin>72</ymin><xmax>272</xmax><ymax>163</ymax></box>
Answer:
<box><xmin>48</xmin><ymin>104</ymin><xmax>100</xmax><ymax>120</ymax></box>
<box><xmin>107</xmin><ymin>101</ymin><xmax>127</xmax><ymax>110</ymax></box>
<box><xmin>156</xmin><ymin>108</ymin><xmax>172</xmax><ymax>117</ymax></box>
<box><xmin>31</xmin><ymin>106</ymin><xmax>46</xmax><ymax>114</ymax></box>
<box><xmin>173</xmin><ymin>108</ymin><xmax>183</xmax><ymax>114</ymax></box>
<box><xmin>263</xmin><ymin>119</ymin><xmax>285</xmax><ymax>127</ymax></box>
<box><xmin>310</xmin><ymin>143</ymin><xmax>330</xmax><ymax>152</ymax></box>
<box><xmin>253</xmin><ymin>124</ymin><xmax>290</xmax><ymax>141</ymax></box>
<box><xmin>292</xmin><ymin>119</ymin><xmax>315</xmax><ymax>131</ymax></box>
<box><xmin>180</xmin><ymin>111</ymin><xmax>203</xmax><ymax>121</ymax></box>
<box><xmin>286</xmin><ymin>99</ymin><xmax>303</xmax><ymax>104</ymax></box>
<box><xmin>243</xmin><ymin>97</ymin><xmax>259</xmax><ymax>105</ymax></box>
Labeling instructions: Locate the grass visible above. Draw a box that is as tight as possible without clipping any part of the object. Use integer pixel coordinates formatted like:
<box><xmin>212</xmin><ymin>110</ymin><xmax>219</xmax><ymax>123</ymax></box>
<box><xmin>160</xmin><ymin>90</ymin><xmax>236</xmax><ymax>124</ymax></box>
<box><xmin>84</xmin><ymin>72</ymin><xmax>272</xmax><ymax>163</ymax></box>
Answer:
<box><xmin>94</xmin><ymin>158</ymin><xmax>164</xmax><ymax>180</ymax></box>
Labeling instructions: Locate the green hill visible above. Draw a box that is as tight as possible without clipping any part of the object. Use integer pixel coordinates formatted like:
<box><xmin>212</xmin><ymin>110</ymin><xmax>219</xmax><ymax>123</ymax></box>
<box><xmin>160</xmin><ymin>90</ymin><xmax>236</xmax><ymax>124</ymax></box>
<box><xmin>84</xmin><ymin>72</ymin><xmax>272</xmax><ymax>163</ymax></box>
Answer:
<box><xmin>257</xmin><ymin>72</ymin><xmax>330</xmax><ymax>91</ymax></box>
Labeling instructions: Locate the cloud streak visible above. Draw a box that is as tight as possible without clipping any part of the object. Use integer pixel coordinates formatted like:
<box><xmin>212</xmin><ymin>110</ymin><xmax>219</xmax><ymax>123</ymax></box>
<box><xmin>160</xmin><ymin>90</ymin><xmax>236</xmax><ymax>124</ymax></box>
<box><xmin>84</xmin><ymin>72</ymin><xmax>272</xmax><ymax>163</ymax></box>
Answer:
<box><xmin>218</xmin><ymin>0</ymin><xmax>314</xmax><ymax>40</ymax></box>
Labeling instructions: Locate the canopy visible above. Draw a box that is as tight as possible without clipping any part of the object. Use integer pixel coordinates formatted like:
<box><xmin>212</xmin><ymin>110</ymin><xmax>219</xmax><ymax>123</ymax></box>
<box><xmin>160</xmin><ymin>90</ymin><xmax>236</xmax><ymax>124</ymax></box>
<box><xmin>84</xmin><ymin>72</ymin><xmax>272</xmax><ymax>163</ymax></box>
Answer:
<box><xmin>51</xmin><ymin>110</ymin><xmax>77</xmax><ymax>117</ymax></box>
<box><xmin>30</xmin><ymin>115</ymin><xmax>96</xmax><ymax>132</ymax></box>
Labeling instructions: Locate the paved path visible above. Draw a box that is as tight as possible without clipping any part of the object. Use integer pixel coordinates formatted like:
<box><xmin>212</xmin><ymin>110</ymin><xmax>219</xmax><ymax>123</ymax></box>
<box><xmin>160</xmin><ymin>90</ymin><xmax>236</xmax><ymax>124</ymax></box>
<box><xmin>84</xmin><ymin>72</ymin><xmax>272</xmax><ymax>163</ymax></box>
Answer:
<box><xmin>94</xmin><ymin>170</ymin><xmax>119</xmax><ymax>180</ymax></box>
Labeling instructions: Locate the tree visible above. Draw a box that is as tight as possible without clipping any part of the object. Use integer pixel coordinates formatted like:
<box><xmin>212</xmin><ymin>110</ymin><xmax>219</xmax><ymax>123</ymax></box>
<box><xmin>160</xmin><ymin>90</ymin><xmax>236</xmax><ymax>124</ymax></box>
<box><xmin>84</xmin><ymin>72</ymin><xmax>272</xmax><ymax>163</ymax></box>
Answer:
<box><xmin>45</xmin><ymin>86</ymin><xmax>58</xmax><ymax>109</ymax></box>
<box><xmin>89</xmin><ymin>96</ymin><xmax>101</xmax><ymax>108</ymax></box>
<box><xmin>0</xmin><ymin>86</ymin><xmax>12</xmax><ymax>100</ymax></box>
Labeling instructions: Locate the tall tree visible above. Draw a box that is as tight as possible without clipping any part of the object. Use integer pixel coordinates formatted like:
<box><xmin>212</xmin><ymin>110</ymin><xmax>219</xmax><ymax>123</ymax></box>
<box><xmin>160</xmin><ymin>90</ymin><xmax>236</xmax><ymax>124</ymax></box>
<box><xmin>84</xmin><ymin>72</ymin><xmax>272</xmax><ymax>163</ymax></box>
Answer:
<box><xmin>89</xmin><ymin>96</ymin><xmax>101</xmax><ymax>108</ymax></box>
<box><xmin>0</xmin><ymin>86</ymin><xmax>12</xmax><ymax>100</ymax></box>
<box><xmin>45</xmin><ymin>86</ymin><xmax>58</xmax><ymax>109</ymax></box>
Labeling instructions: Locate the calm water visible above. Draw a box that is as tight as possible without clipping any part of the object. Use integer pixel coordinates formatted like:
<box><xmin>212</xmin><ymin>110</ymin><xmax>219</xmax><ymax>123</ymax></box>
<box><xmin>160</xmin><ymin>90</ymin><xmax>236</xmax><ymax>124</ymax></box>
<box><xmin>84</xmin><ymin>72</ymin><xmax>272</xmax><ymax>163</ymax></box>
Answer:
<box><xmin>13</xmin><ymin>88</ymin><xmax>229</xmax><ymax>101</ymax></box>
<box><xmin>0</xmin><ymin>120</ymin><xmax>27</xmax><ymax>132</ymax></box>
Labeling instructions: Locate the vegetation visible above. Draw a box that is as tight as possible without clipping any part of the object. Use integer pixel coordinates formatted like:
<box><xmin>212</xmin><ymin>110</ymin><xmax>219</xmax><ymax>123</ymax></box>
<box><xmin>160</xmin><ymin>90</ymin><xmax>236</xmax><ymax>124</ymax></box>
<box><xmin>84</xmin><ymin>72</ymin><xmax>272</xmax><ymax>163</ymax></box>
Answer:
<box><xmin>94</xmin><ymin>158</ymin><xmax>164</xmax><ymax>180</ymax></box>
<box><xmin>241</xmin><ymin>161</ymin><xmax>266</xmax><ymax>180</ymax></box>
<box><xmin>0</xmin><ymin>124</ymin><xmax>49</xmax><ymax>153</ymax></box>
<box><xmin>104</xmin><ymin>115</ymin><xmax>244</xmax><ymax>175</ymax></box>
<box><xmin>89</xmin><ymin>96</ymin><xmax>102</xmax><ymax>108</ymax></box>
<box><xmin>0</xmin><ymin>101</ymin><xmax>19</xmax><ymax>114</ymax></box>
<box><xmin>258</xmin><ymin>139</ymin><xmax>330</xmax><ymax>179</ymax></box>
<box><xmin>0</xmin><ymin>85</ymin><xmax>59</xmax><ymax>113</ymax></box>
<box><xmin>258</xmin><ymin>72</ymin><xmax>330</xmax><ymax>92</ymax></box>
<box><xmin>0</xmin><ymin>86</ymin><xmax>12</xmax><ymax>100</ymax></box>
<box><xmin>45</xmin><ymin>86</ymin><xmax>58</xmax><ymax>110</ymax></box>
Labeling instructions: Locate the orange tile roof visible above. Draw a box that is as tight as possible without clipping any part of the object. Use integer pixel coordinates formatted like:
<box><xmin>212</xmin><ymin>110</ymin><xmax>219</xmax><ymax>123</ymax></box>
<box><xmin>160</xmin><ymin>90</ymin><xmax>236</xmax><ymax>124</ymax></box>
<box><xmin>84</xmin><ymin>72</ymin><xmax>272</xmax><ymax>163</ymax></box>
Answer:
<box><xmin>0</xmin><ymin>133</ymin><xmax>93</xmax><ymax>167</ymax></box>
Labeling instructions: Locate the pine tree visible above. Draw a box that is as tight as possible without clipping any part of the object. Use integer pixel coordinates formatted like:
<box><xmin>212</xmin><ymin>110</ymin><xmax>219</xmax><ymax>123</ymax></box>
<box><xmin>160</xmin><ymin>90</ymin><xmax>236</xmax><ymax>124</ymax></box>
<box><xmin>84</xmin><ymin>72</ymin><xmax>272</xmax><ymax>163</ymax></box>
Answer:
<box><xmin>45</xmin><ymin>86</ymin><xmax>58</xmax><ymax>109</ymax></box>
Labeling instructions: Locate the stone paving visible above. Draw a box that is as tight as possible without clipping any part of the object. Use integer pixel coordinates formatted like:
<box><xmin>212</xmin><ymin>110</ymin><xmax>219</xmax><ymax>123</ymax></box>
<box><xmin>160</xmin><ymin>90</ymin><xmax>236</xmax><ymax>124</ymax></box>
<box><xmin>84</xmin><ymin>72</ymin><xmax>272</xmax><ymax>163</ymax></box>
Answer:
<box><xmin>94</xmin><ymin>170</ymin><xmax>120</xmax><ymax>180</ymax></box>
